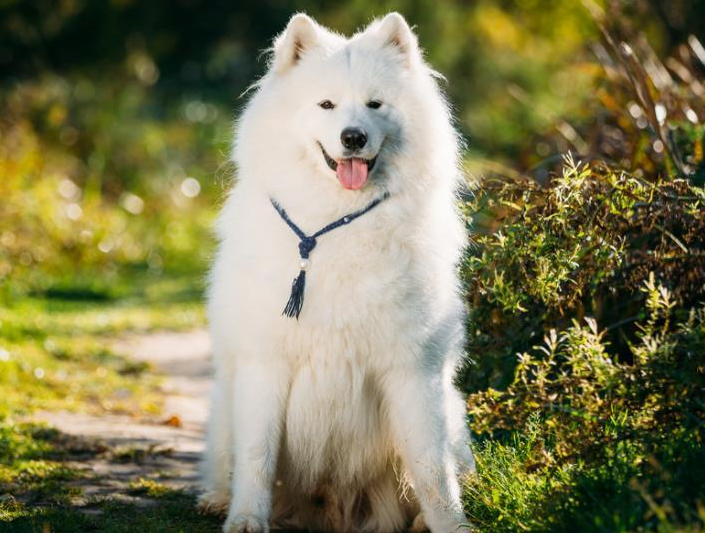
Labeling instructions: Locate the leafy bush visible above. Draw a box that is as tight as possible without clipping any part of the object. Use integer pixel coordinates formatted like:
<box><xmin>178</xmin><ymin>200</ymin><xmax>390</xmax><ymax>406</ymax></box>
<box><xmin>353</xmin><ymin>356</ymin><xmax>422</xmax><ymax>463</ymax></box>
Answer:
<box><xmin>465</xmin><ymin>281</ymin><xmax>705</xmax><ymax>531</ymax></box>
<box><xmin>461</xmin><ymin>159</ymin><xmax>704</xmax><ymax>391</ymax></box>
<box><xmin>460</xmin><ymin>21</ymin><xmax>705</xmax><ymax>533</ymax></box>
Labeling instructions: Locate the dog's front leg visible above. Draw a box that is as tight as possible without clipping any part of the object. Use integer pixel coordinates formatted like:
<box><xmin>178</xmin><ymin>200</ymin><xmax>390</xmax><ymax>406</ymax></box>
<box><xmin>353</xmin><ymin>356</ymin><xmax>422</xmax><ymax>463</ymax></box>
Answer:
<box><xmin>224</xmin><ymin>359</ymin><xmax>288</xmax><ymax>533</ymax></box>
<box><xmin>384</xmin><ymin>369</ymin><xmax>470</xmax><ymax>533</ymax></box>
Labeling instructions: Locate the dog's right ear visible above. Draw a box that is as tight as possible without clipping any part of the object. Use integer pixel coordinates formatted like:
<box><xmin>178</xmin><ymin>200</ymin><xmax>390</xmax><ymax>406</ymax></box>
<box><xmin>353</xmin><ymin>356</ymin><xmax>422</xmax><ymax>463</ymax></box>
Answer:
<box><xmin>272</xmin><ymin>14</ymin><xmax>320</xmax><ymax>74</ymax></box>
<box><xmin>375</xmin><ymin>13</ymin><xmax>421</xmax><ymax>67</ymax></box>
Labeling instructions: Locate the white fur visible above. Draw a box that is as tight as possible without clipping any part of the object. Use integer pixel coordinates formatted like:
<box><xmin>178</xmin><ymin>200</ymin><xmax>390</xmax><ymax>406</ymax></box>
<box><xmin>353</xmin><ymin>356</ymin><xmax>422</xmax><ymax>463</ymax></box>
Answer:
<box><xmin>201</xmin><ymin>12</ymin><xmax>475</xmax><ymax>533</ymax></box>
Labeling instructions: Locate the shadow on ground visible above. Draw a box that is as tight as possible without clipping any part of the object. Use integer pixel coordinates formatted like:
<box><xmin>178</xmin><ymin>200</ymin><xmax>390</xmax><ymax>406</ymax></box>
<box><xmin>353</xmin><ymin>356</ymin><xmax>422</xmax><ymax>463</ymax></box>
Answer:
<box><xmin>0</xmin><ymin>422</ymin><xmax>222</xmax><ymax>533</ymax></box>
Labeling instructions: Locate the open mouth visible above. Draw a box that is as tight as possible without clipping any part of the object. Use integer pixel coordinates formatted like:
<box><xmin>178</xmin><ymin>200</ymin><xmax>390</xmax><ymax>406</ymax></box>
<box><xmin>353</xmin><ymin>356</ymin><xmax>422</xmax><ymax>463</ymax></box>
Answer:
<box><xmin>319</xmin><ymin>143</ymin><xmax>378</xmax><ymax>191</ymax></box>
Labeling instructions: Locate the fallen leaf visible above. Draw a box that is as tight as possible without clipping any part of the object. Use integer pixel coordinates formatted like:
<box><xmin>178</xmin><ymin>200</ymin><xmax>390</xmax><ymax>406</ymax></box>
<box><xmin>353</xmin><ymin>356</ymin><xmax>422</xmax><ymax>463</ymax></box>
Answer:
<box><xmin>163</xmin><ymin>414</ymin><xmax>182</xmax><ymax>427</ymax></box>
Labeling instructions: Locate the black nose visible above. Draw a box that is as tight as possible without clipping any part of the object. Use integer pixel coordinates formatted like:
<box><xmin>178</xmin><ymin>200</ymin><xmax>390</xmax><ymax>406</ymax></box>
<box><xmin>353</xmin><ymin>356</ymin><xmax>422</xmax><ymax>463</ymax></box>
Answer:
<box><xmin>340</xmin><ymin>127</ymin><xmax>367</xmax><ymax>151</ymax></box>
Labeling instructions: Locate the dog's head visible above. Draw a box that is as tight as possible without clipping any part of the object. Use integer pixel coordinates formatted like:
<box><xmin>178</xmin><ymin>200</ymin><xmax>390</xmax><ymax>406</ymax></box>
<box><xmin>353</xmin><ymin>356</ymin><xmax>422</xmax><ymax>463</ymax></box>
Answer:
<box><xmin>236</xmin><ymin>13</ymin><xmax>458</xmax><ymax>196</ymax></box>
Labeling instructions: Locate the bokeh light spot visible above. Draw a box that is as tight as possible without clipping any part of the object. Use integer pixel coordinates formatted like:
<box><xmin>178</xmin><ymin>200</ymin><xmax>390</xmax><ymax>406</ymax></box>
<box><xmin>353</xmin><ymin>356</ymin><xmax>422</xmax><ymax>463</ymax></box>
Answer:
<box><xmin>181</xmin><ymin>177</ymin><xmax>201</xmax><ymax>198</ymax></box>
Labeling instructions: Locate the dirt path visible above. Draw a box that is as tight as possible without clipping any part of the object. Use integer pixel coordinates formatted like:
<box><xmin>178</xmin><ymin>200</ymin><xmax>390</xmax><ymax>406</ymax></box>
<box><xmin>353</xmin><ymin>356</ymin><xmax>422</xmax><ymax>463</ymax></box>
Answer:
<box><xmin>33</xmin><ymin>329</ymin><xmax>212</xmax><ymax>507</ymax></box>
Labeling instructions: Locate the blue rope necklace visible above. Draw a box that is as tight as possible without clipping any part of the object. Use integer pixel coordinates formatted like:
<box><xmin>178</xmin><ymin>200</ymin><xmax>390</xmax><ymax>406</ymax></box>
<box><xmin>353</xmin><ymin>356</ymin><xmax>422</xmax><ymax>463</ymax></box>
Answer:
<box><xmin>270</xmin><ymin>191</ymin><xmax>390</xmax><ymax>319</ymax></box>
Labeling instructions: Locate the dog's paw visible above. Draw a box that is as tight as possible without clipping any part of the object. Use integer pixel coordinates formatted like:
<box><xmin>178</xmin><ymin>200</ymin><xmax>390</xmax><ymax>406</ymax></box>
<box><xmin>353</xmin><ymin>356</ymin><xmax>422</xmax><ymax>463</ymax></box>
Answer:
<box><xmin>197</xmin><ymin>491</ymin><xmax>231</xmax><ymax>516</ymax></box>
<box><xmin>223</xmin><ymin>513</ymin><xmax>268</xmax><ymax>533</ymax></box>
<box><xmin>410</xmin><ymin>512</ymin><xmax>429</xmax><ymax>532</ymax></box>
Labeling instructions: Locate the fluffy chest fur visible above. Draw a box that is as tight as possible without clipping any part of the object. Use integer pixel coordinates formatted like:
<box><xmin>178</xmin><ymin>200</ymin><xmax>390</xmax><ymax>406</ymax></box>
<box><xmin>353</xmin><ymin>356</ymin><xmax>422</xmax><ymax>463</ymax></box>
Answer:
<box><xmin>208</xmin><ymin>182</ymin><xmax>464</xmax><ymax>496</ymax></box>
<box><xmin>209</xmin><ymin>183</ymin><xmax>457</xmax><ymax>367</ymax></box>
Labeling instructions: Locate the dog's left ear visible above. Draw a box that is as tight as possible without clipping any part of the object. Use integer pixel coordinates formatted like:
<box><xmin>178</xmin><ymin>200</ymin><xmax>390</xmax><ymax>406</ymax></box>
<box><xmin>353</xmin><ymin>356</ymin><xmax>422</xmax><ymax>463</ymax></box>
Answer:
<box><xmin>375</xmin><ymin>13</ymin><xmax>420</xmax><ymax>67</ymax></box>
<box><xmin>272</xmin><ymin>13</ymin><xmax>321</xmax><ymax>74</ymax></box>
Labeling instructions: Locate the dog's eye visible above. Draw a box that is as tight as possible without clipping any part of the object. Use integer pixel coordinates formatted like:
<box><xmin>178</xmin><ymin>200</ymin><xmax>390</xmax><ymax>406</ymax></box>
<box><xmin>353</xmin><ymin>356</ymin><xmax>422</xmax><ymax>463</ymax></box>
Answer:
<box><xmin>318</xmin><ymin>100</ymin><xmax>335</xmax><ymax>110</ymax></box>
<box><xmin>366</xmin><ymin>100</ymin><xmax>382</xmax><ymax>109</ymax></box>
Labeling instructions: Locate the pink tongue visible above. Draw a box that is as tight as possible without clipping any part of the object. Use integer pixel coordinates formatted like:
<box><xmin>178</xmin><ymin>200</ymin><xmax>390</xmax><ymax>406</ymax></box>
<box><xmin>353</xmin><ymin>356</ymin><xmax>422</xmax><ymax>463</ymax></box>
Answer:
<box><xmin>336</xmin><ymin>158</ymin><xmax>368</xmax><ymax>190</ymax></box>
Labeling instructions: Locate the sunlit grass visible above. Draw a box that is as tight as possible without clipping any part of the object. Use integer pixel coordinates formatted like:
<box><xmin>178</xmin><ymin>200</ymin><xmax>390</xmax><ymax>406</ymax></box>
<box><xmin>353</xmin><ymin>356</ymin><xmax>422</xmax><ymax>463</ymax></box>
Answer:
<box><xmin>0</xmin><ymin>273</ymin><xmax>206</xmax><ymax>418</ymax></box>
<box><xmin>0</xmin><ymin>268</ymin><xmax>213</xmax><ymax>531</ymax></box>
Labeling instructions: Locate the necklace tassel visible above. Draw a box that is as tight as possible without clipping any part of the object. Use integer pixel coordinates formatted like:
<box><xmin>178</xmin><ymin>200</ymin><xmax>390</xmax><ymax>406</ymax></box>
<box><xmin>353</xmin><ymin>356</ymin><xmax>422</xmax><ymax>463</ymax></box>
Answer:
<box><xmin>283</xmin><ymin>269</ymin><xmax>306</xmax><ymax>319</ymax></box>
<box><xmin>271</xmin><ymin>192</ymin><xmax>389</xmax><ymax>320</ymax></box>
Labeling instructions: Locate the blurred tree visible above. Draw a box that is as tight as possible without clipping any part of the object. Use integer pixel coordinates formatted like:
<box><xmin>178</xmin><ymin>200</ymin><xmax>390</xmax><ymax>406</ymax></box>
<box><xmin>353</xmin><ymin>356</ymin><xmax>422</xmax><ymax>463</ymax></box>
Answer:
<box><xmin>1</xmin><ymin>0</ymin><xmax>704</xmax><ymax>296</ymax></box>
<box><xmin>2</xmin><ymin>0</ymin><xmax>703</xmax><ymax>161</ymax></box>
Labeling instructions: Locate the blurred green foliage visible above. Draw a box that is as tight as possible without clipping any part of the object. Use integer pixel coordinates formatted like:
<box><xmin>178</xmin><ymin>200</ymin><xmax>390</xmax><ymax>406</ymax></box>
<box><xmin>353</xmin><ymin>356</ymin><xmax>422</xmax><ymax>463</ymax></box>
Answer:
<box><xmin>2</xmin><ymin>0</ymin><xmax>704</xmax><ymax>163</ymax></box>
<box><xmin>1</xmin><ymin>0</ymin><xmax>704</xmax><ymax>298</ymax></box>
<box><xmin>0</xmin><ymin>72</ymin><xmax>225</xmax><ymax>299</ymax></box>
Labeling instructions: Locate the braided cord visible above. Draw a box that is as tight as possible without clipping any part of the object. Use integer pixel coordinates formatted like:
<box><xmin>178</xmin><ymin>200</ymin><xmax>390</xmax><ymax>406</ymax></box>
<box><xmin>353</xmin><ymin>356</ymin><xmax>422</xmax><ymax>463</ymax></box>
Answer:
<box><xmin>313</xmin><ymin>191</ymin><xmax>391</xmax><ymax>238</ymax></box>
<box><xmin>270</xmin><ymin>191</ymin><xmax>390</xmax><ymax>246</ymax></box>
<box><xmin>270</xmin><ymin>191</ymin><xmax>391</xmax><ymax>319</ymax></box>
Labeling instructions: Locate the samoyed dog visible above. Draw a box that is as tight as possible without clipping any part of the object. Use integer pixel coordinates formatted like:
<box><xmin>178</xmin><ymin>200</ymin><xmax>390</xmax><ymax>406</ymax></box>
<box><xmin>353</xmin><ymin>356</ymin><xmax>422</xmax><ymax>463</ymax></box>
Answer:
<box><xmin>200</xmin><ymin>12</ymin><xmax>475</xmax><ymax>533</ymax></box>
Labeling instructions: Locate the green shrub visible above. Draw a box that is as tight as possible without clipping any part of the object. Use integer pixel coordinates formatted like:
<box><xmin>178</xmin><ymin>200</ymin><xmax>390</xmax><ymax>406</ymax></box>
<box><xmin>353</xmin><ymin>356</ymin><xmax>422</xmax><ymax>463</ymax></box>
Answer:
<box><xmin>465</xmin><ymin>282</ymin><xmax>705</xmax><ymax>531</ymax></box>
<box><xmin>461</xmin><ymin>159</ymin><xmax>704</xmax><ymax>391</ymax></box>
<box><xmin>460</xmin><ymin>21</ymin><xmax>705</xmax><ymax>532</ymax></box>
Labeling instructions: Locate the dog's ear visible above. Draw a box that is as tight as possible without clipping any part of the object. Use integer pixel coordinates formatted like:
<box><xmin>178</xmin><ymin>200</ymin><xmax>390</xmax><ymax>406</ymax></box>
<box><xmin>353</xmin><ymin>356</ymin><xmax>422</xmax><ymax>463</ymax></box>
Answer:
<box><xmin>272</xmin><ymin>13</ymin><xmax>320</xmax><ymax>74</ymax></box>
<box><xmin>375</xmin><ymin>13</ymin><xmax>420</xmax><ymax>67</ymax></box>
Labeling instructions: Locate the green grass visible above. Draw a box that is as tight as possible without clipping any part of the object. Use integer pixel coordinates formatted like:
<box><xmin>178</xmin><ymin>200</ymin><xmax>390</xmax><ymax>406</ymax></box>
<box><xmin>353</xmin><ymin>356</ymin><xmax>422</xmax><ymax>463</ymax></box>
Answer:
<box><xmin>0</xmin><ymin>273</ymin><xmax>205</xmax><ymax>418</ymax></box>
<box><xmin>0</xmin><ymin>423</ymin><xmax>220</xmax><ymax>532</ymax></box>
<box><xmin>465</xmin><ymin>431</ymin><xmax>705</xmax><ymax>533</ymax></box>
<box><xmin>0</xmin><ymin>436</ymin><xmax>221</xmax><ymax>533</ymax></box>
<box><xmin>1</xmin><ymin>495</ymin><xmax>222</xmax><ymax>533</ymax></box>
<box><xmin>0</xmin><ymin>270</ymin><xmax>220</xmax><ymax>532</ymax></box>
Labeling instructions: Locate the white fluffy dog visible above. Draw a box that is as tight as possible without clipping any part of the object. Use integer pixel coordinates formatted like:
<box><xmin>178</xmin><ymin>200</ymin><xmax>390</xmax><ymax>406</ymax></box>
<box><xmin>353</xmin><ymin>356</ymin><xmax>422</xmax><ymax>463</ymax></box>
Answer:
<box><xmin>201</xmin><ymin>12</ymin><xmax>475</xmax><ymax>533</ymax></box>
